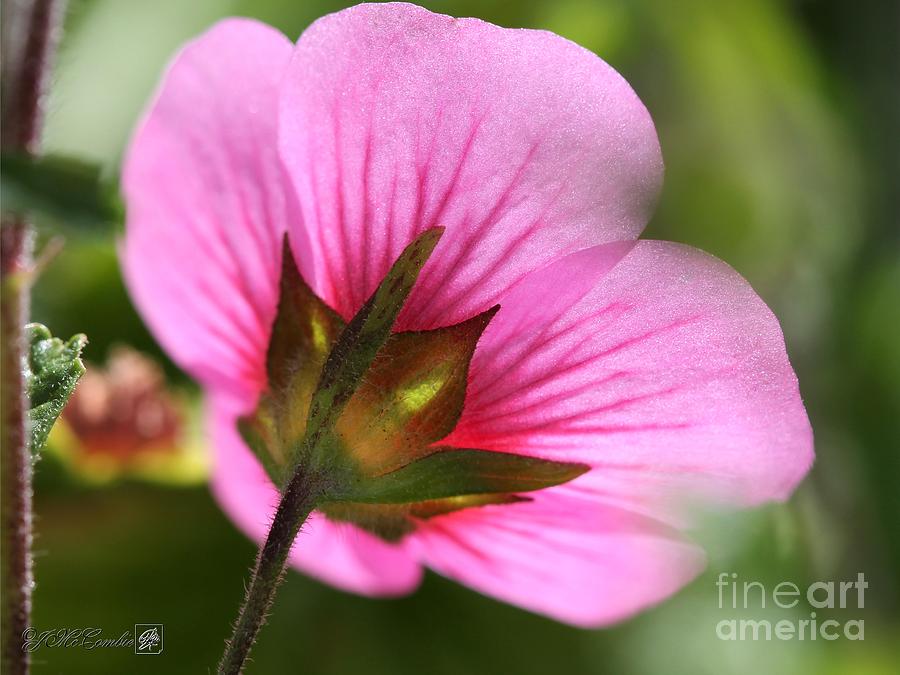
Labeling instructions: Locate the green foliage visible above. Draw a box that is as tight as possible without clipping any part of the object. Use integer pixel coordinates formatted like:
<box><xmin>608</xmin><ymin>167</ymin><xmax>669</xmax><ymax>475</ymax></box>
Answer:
<box><xmin>24</xmin><ymin>323</ymin><xmax>86</xmax><ymax>454</ymax></box>
<box><xmin>0</xmin><ymin>153</ymin><xmax>121</xmax><ymax>233</ymax></box>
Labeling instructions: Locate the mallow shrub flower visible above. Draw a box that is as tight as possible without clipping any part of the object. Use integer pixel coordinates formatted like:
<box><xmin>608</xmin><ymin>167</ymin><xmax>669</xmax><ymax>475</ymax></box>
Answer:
<box><xmin>122</xmin><ymin>2</ymin><xmax>813</xmax><ymax>629</ymax></box>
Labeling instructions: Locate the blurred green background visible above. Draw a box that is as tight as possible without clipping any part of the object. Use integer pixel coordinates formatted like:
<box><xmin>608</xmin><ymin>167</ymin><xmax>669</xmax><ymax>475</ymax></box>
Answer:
<box><xmin>21</xmin><ymin>0</ymin><xmax>900</xmax><ymax>672</ymax></box>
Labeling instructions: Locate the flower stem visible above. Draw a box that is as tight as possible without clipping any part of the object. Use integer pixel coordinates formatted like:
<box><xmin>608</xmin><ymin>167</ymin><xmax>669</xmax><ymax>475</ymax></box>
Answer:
<box><xmin>217</xmin><ymin>466</ymin><xmax>321</xmax><ymax>675</ymax></box>
<box><xmin>0</xmin><ymin>1</ymin><xmax>65</xmax><ymax>672</ymax></box>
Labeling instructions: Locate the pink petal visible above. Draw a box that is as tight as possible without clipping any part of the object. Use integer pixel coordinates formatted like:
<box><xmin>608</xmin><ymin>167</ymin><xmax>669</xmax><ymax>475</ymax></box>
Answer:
<box><xmin>409</xmin><ymin>481</ymin><xmax>706</xmax><ymax>627</ymax></box>
<box><xmin>278</xmin><ymin>3</ymin><xmax>663</xmax><ymax>328</ymax></box>
<box><xmin>121</xmin><ymin>19</ymin><xmax>311</xmax><ymax>410</ymax></box>
<box><xmin>209</xmin><ymin>401</ymin><xmax>423</xmax><ymax>597</ymax></box>
<box><xmin>445</xmin><ymin>241</ymin><xmax>814</xmax><ymax>507</ymax></box>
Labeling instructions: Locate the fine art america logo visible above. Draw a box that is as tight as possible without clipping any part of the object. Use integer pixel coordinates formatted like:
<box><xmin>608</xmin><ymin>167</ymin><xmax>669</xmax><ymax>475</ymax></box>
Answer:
<box><xmin>21</xmin><ymin>623</ymin><xmax>164</xmax><ymax>655</ymax></box>
<box><xmin>715</xmin><ymin>572</ymin><xmax>867</xmax><ymax>641</ymax></box>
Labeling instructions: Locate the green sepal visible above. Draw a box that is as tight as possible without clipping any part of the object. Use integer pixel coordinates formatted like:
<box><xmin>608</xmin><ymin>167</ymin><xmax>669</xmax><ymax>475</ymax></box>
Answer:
<box><xmin>240</xmin><ymin>229</ymin><xmax>446</xmax><ymax>483</ymax></box>
<box><xmin>321</xmin><ymin>494</ymin><xmax>529</xmax><ymax>542</ymax></box>
<box><xmin>334</xmin><ymin>305</ymin><xmax>498</xmax><ymax>475</ymax></box>
<box><xmin>304</xmin><ymin>228</ymin><xmax>444</xmax><ymax>448</ymax></box>
<box><xmin>238</xmin><ymin>228</ymin><xmax>589</xmax><ymax>542</ymax></box>
<box><xmin>334</xmin><ymin>447</ymin><xmax>589</xmax><ymax>504</ymax></box>
<box><xmin>24</xmin><ymin>323</ymin><xmax>87</xmax><ymax>454</ymax></box>
<box><xmin>238</xmin><ymin>237</ymin><xmax>345</xmax><ymax>486</ymax></box>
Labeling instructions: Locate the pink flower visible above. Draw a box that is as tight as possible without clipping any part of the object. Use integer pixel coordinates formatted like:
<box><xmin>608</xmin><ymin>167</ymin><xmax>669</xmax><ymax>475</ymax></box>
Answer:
<box><xmin>122</xmin><ymin>3</ymin><xmax>813</xmax><ymax>626</ymax></box>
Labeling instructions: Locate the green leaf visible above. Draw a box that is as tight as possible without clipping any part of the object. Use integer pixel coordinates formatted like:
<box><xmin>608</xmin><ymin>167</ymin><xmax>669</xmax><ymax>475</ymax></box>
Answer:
<box><xmin>24</xmin><ymin>323</ymin><xmax>87</xmax><ymax>454</ymax></box>
<box><xmin>336</xmin><ymin>448</ymin><xmax>589</xmax><ymax>504</ymax></box>
<box><xmin>304</xmin><ymin>227</ymin><xmax>443</xmax><ymax>463</ymax></box>
<box><xmin>0</xmin><ymin>153</ymin><xmax>121</xmax><ymax>233</ymax></box>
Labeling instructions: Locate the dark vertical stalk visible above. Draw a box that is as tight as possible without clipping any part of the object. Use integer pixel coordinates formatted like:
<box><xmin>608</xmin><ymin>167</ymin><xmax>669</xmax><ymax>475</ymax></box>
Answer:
<box><xmin>0</xmin><ymin>224</ymin><xmax>33</xmax><ymax>675</ymax></box>
<box><xmin>1</xmin><ymin>1</ymin><xmax>66</xmax><ymax>672</ymax></box>
<box><xmin>216</xmin><ymin>468</ymin><xmax>319</xmax><ymax>675</ymax></box>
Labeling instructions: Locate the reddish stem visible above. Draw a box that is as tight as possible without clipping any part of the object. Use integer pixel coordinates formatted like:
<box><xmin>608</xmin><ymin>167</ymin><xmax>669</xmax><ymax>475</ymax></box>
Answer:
<box><xmin>0</xmin><ymin>1</ymin><xmax>66</xmax><ymax>672</ymax></box>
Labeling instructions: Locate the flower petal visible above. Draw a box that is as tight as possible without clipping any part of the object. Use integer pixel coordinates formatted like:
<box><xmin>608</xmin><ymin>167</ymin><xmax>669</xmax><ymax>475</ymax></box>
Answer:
<box><xmin>445</xmin><ymin>241</ymin><xmax>814</xmax><ymax>506</ymax></box>
<box><xmin>409</xmin><ymin>481</ymin><xmax>706</xmax><ymax>627</ymax></box>
<box><xmin>122</xmin><ymin>19</ymin><xmax>310</xmax><ymax>409</ymax></box>
<box><xmin>279</xmin><ymin>3</ymin><xmax>662</xmax><ymax>327</ymax></box>
<box><xmin>209</xmin><ymin>401</ymin><xmax>423</xmax><ymax>597</ymax></box>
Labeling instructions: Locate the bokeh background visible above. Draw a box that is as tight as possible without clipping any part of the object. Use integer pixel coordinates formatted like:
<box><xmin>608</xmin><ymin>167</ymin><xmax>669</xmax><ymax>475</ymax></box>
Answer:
<box><xmin>22</xmin><ymin>0</ymin><xmax>899</xmax><ymax>672</ymax></box>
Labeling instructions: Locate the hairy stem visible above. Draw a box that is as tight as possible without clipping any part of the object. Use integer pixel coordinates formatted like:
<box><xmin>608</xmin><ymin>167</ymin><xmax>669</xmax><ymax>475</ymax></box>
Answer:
<box><xmin>0</xmin><ymin>225</ymin><xmax>33</xmax><ymax>675</ymax></box>
<box><xmin>217</xmin><ymin>467</ymin><xmax>321</xmax><ymax>675</ymax></box>
<box><xmin>216</xmin><ymin>229</ymin><xmax>445</xmax><ymax>672</ymax></box>
<box><xmin>1</xmin><ymin>1</ymin><xmax>65</xmax><ymax>672</ymax></box>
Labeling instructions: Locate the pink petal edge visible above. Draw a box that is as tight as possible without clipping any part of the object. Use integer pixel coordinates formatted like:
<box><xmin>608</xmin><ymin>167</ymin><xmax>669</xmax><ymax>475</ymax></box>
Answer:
<box><xmin>409</xmin><ymin>483</ymin><xmax>707</xmax><ymax>627</ymax></box>
<box><xmin>446</xmin><ymin>240</ymin><xmax>815</xmax><ymax>507</ymax></box>
<box><xmin>278</xmin><ymin>2</ymin><xmax>664</xmax><ymax>328</ymax></box>
<box><xmin>121</xmin><ymin>18</ymin><xmax>311</xmax><ymax>411</ymax></box>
